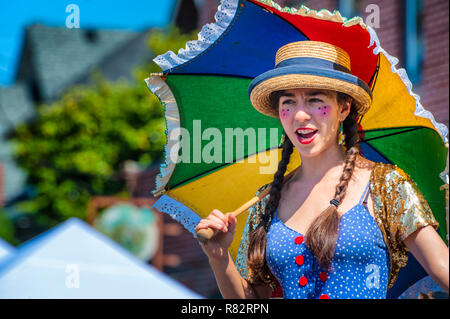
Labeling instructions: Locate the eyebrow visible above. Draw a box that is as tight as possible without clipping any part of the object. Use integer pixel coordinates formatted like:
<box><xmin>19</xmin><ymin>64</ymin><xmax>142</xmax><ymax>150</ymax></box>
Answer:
<box><xmin>279</xmin><ymin>91</ymin><xmax>331</xmax><ymax>99</ymax></box>
<box><xmin>279</xmin><ymin>93</ymin><xmax>296</xmax><ymax>98</ymax></box>
<box><xmin>304</xmin><ymin>91</ymin><xmax>331</xmax><ymax>97</ymax></box>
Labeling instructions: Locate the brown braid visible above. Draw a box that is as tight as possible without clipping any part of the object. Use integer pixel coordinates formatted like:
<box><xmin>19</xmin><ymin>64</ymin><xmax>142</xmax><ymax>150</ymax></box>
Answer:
<box><xmin>247</xmin><ymin>91</ymin><xmax>361</xmax><ymax>284</ymax></box>
<box><xmin>305</xmin><ymin>93</ymin><xmax>361</xmax><ymax>270</ymax></box>
<box><xmin>247</xmin><ymin>134</ymin><xmax>293</xmax><ymax>284</ymax></box>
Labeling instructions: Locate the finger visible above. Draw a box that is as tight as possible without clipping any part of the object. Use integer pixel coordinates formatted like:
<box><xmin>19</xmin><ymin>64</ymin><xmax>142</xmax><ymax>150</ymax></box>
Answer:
<box><xmin>210</xmin><ymin>209</ymin><xmax>227</xmax><ymax>225</ymax></box>
<box><xmin>198</xmin><ymin>219</ymin><xmax>224</xmax><ymax>232</ymax></box>
<box><xmin>196</xmin><ymin>219</ymin><xmax>218</xmax><ymax>229</ymax></box>
<box><xmin>195</xmin><ymin>220</ymin><xmax>210</xmax><ymax>232</ymax></box>
<box><xmin>207</xmin><ymin>215</ymin><xmax>227</xmax><ymax>231</ymax></box>
<box><xmin>226</xmin><ymin>213</ymin><xmax>237</xmax><ymax>233</ymax></box>
<box><xmin>227</xmin><ymin>212</ymin><xmax>236</xmax><ymax>223</ymax></box>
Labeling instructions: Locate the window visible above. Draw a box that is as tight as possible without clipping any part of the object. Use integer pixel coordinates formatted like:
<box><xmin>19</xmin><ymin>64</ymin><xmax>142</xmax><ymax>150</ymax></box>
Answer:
<box><xmin>274</xmin><ymin>0</ymin><xmax>305</xmax><ymax>9</ymax></box>
<box><xmin>337</xmin><ymin>0</ymin><xmax>363</xmax><ymax>19</ymax></box>
<box><xmin>404</xmin><ymin>0</ymin><xmax>424</xmax><ymax>84</ymax></box>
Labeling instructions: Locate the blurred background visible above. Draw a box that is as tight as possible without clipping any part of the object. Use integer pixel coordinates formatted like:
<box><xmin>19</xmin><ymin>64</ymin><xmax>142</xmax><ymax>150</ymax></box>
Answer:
<box><xmin>0</xmin><ymin>0</ymin><xmax>448</xmax><ymax>298</ymax></box>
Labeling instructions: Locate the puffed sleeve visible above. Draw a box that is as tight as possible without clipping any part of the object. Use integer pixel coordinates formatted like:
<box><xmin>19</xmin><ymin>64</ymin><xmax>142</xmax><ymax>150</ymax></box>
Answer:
<box><xmin>235</xmin><ymin>184</ymin><xmax>270</xmax><ymax>281</ymax></box>
<box><xmin>384</xmin><ymin>165</ymin><xmax>439</xmax><ymax>243</ymax></box>
<box><xmin>235</xmin><ymin>207</ymin><xmax>253</xmax><ymax>281</ymax></box>
<box><xmin>370</xmin><ymin>163</ymin><xmax>441</xmax><ymax>288</ymax></box>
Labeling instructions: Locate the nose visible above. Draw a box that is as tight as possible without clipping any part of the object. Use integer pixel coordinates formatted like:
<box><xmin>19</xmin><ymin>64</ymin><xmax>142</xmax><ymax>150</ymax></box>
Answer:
<box><xmin>293</xmin><ymin>103</ymin><xmax>312</xmax><ymax>122</ymax></box>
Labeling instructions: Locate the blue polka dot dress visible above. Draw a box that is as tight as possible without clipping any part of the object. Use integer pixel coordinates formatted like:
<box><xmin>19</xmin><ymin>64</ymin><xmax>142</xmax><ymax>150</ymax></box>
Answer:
<box><xmin>266</xmin><ymin>180</ymin><xmax>390</xmax><ymax>299</ymax></box>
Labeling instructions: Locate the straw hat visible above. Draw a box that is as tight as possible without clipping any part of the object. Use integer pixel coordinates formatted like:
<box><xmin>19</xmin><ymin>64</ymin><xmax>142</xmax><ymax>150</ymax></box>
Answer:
<box><xmin>248</xmin><ymin>41</ymin><xmax>372</xmax><ymax>118</ymax></box>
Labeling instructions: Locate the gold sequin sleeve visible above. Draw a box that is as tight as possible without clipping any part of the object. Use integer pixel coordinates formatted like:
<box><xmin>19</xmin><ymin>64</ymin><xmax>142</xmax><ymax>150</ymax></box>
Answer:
<box><xmin>235</xmin><ymin>183</ymin><xmax>279</xmax><ymax>291</ymax></box>
<box><xmin>370</xmin><ymin>163</ymin><xmax>439</xmax><ymax>288</ymax></box>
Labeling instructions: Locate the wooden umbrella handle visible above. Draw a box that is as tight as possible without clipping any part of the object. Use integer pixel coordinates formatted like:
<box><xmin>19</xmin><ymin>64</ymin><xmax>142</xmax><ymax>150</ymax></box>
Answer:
<box><xmin>196</xmin><ymin>168</ymin><xmax>298</xmax><ymax>243</ymax></box>
<box><xmin>196</xmin><ymin>186</ymin><xmax>271</xmax><ymax>243</ymax></box>
<box><xmin>196</xmin><ymin>228</ymin><xmax>216</xmax><ymax>243</ymax></box>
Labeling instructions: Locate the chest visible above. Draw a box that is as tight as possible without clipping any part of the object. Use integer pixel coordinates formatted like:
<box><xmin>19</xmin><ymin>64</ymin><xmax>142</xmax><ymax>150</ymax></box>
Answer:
<box><xmin>277</xmin><ymin>178</ymin><xmax>375</xmax><ymax>235</ymax></box>
<box><xmin>265</xmin><ymin>210</ymin><xmax>389</xmax><ymax>299</ymax></box>
<box><xmin>266</xmin><ymin>207</ymin><xmax>388</xmax><ymax>277</ymax></box>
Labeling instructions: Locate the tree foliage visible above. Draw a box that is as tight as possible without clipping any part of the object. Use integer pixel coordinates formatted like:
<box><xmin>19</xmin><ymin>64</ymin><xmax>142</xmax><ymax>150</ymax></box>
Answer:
<box><xmin>0</xmin><ymin>210</ymin><xmax>16</xmax><ymax>245</ymax></box>
<box><xmin>9</xmin><ymin>27</ymin><xmax>198</xmax><ymax>227</ymax></box>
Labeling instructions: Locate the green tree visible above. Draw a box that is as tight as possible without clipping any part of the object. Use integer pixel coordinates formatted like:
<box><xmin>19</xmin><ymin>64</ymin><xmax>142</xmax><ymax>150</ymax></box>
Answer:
<box><xmin>9</xmin><ymin>27</ymin><xmax>198</xmax><ymax>228</ymax></box>
<box><xmin>0</xmin><ymin>210</ymin><xmax>17</xmax><ymax>245</ymax></box>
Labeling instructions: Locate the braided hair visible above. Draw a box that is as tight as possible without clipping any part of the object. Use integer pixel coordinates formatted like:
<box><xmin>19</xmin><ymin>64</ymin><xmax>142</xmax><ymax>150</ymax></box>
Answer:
<box><xmin>247</xmin><ymin>91</ymin><xmax>361</xmax><ymax>283</ymax></box>
<box><xmin>247</xmin><ymin>132</ymin><xmax>293</xmax><ymax>284</ymax></box>
<box><xmin>306</xmin><ymin>93</ymin><xmax>360</xmax><ymax>269</ymax></box>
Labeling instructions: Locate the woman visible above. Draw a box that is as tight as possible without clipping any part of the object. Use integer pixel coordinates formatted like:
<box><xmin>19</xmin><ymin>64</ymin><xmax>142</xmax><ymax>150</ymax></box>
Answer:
<box><xmin>194</xmin><ymin>41</ymin><xmax>449</xmax><ymax>299</ymax></box>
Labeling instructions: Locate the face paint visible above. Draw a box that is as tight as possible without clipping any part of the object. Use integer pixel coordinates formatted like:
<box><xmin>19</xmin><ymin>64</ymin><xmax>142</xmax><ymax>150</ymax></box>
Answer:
<box><xmin>316</xmin><ymin>105</ymin><xmax>330</xmax><ymax>118</ymax></box>
<box><xmin>280</xmin><ymin>108</ymin><xmax>291</xmax><ymax>119</ymax></box>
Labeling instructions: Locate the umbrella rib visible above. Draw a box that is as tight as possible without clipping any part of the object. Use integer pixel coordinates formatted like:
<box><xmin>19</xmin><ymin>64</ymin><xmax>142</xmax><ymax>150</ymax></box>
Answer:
<box><xmin>255</xmin><ymin>2</ymin><xmax>309</xmax><ymax>40</ymax></box>
<box><xmin>362</xmin><ymin>125</ymin><xmax>421</xmax><ymax>132</ymax></box>
<box><xmin>361</xmin><ymin>142</ymin><xmax>393</xmax><ymax>164</ymax></box>
<box><xmin>170</xmin><ymin>128</ymin><xmax>425</xmax><ymax>190</ymax></box>
<box><xmin>361</xmin><ymin>127</ymin><xmax>425</xmax><ymax>143</ymax></box>
<box><xmin>368</xmin><ymin>54</ymin><xmax>381</xmax><ymax>89</ymax></box>
<box><xmin>165</xmin><ymin>0</ymin><xmax>245</xmax><ymax>74</ymax></box>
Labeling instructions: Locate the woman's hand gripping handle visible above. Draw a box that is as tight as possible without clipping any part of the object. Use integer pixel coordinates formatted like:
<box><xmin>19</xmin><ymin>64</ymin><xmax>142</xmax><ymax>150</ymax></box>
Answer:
<box><xmin>195</xmin><ymin>210</ymin><xmax>237</xmax><ymax>260</ymax></box>
<box><xmin>195</xmin><ymin>168</ymin><xmax>298</xmax><ymax>246</ymax></box>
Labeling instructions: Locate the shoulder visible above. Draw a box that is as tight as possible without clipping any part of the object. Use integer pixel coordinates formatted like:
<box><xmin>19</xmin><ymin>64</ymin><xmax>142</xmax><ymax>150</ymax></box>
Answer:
<box><xmin>369</xmin><ymin>162</ymin><xmax>427</xmax><ymax>204</ymax></box>
<box><xmin>369</xmin><ymin>161</ymin><xmax>416</xmax><ymax>205</ymax></box>
<box><xmin>367</xmin><ymin>161</ymin><xmax>439</xmax><ymax>288</ymax></box>
<box><xmin>369</xmin><ymin>162</ymin><xmax>438</xmax><ymax>236</ymax></box>
<box><xmin>369</xmin><ymin>162</ymin><xmax>409</xmax><ymax>186</ymax></box>
<box><xmin>256</xmin><ymin>183</ymin><xmax>271</xmax><ymax>195</ymax></box>
<box><xmin>368</xmin><ymin>162</ymin><xmax>423</xmax><ymax>218</ymax></box>
<box><xmin>247</xmin><ymin>183</ymin><xmax>271</xmax><ymax>229</ymax></box>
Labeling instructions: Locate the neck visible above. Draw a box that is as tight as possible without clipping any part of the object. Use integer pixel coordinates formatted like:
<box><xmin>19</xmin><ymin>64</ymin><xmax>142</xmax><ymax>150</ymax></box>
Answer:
<box><xmin>295</xmin><ymin>143</ymin><xmax>347</xmax><ymax>182</ymax></box>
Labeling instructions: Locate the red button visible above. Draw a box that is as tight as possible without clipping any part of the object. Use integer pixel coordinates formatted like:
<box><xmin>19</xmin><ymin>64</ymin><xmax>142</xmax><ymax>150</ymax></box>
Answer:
<box><xmin>299</xmin><ymin>276</ymin><xmax>308</xmax><ymax>286</ymax></box>
<box><xmin>319</xmin><ymin>272</ymin><xmax>328</xmax><ymax>282</ymax></box>
<box><xmin>295</xmin><ymin>255</ymin><xmax>304</xmax><ymax>266</ymax></box>
<box><xmin>320</xmin><ymin>294</ymin><xmax>329</xmax><ymax>299</ymax></box>
<box><xmin>294</xmin><ymin>236</ymin><xmax>304</xmax><ymax>245</ymax></box>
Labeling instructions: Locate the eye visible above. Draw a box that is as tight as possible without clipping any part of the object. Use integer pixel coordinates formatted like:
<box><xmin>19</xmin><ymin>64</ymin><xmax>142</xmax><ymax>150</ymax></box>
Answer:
<box><xmin>308</xmin><ymin>98</ymin><xmax>323</xmax><ymax>103</ymax></box>
<box><xmin>281</xmin><ymin>99</ymin><xmax>296</xmax><ymax>105</ymax></box>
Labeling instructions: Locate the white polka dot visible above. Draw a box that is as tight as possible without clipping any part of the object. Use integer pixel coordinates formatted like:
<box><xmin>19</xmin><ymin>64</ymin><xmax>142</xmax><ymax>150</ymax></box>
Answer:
<box><xmin>266</xmin><ymin>198</ymin><xmax>389</xmax><ymax>299</ymax></box>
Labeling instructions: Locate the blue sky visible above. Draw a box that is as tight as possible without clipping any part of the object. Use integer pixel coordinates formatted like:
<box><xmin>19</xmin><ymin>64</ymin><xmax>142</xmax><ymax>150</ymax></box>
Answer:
<box><xmin>0</xmin><ymin>0</ymin><xmax>177</xmax><ymax>86</ymax></box>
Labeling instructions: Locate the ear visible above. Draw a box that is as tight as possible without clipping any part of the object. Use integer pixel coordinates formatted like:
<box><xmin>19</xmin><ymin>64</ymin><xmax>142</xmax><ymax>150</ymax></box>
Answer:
<box><xmin>339</xmin><ymin>98</ymin><xmax>352</xmax><ymax>122</ymax></box>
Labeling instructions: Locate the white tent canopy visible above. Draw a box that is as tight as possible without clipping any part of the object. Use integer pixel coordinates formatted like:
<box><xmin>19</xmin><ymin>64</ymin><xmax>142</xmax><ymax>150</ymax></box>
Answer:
<box><xmin>0</xmin><ymin>238</ymin><xmax>14</xmax><ymax>264</ymax></box>
<box><xmin>0</xmin><ymin>218</ymin><xmax>202</xmax><ymax>299</ymax></box>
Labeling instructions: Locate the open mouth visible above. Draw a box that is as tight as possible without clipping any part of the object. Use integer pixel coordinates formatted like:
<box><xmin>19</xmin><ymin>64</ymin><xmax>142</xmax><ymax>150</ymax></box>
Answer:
<box><xmin>296</xmin><ymin>129</ymin><xmax>318</xmax><ymax>144</ymax></box>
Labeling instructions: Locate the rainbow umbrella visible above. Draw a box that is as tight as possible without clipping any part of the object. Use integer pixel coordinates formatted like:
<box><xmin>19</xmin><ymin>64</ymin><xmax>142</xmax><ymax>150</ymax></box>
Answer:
<box><xmin>146</xmin><ymin>0</ymin><xmax>448</xmax><ymax>297</ymax></box>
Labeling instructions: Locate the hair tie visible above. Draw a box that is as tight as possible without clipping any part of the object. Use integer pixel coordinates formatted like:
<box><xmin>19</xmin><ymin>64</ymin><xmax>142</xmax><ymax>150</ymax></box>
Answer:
<box><xmin>330</xmin><ymin>198</ymin><xmax>340</xmax><ymax>207</ymax></box>
<box><xmin>278</xmin><ymin>133</ymin><xmax>286</xmax><ymax>148</ymax></box>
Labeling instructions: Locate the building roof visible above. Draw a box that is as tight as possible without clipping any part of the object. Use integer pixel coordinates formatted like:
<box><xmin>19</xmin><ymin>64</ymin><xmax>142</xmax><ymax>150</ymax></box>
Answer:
<box><xmin>18</xmin><ymin>24</ymin><xmax>140</xmax><ymax>102</ymax></box>
<box><xmin>0</xmin><ymin>82</ymin><xmax>34</xmax><ymax>134</ymax></box>
<box><xmin>0</xmin><ymin>82</ymin><xmax>34</xmax><ymax>202</ymax></box>
<box><xmin>0</xmin><ymin>0</ymin><xmax>178</xmax><ymax>85</ymax></box>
